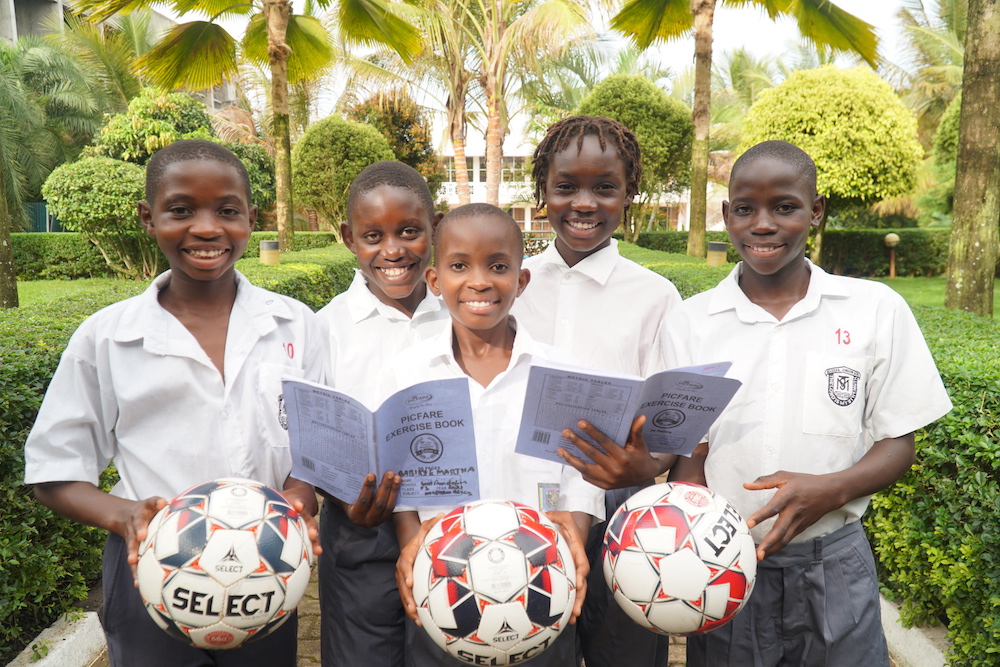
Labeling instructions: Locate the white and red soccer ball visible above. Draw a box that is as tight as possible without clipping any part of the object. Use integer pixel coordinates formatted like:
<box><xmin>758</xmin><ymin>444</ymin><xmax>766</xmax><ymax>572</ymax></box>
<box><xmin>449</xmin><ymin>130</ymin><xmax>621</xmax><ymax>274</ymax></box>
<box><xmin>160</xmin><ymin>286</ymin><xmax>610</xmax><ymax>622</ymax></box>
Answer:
<box><xmin>410</xmin><ymin>499</ymin><xmax>577</xmax><ymax>665</ymax></box>
<box><xmin>603</xmin><ymin>482</ymin><xmax>757</xmax><ymax>635</ymax></box>
<box><xmin>136</xmin><ymin>478</ymin><xmax>313</xmax><ymax>650</ymax></box>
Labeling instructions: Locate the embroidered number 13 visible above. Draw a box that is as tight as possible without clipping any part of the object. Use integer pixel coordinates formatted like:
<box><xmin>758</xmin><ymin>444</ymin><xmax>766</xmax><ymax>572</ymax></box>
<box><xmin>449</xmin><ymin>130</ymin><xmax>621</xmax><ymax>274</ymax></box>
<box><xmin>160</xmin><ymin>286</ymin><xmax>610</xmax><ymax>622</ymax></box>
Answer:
<box><xmin>835</xmin><ymin>329</ymin><xmax>851</xmax><ymax>345</ymax></box>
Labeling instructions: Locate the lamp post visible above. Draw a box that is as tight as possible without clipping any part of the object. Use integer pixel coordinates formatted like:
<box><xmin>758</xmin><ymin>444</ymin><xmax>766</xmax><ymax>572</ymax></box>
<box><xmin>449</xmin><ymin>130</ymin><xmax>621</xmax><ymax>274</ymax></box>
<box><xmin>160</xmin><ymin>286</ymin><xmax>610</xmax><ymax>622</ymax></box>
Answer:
<box><xmin>884</xmin><ymin>233</ymin><xmax>900</xmax><ymax>279</ymax></box>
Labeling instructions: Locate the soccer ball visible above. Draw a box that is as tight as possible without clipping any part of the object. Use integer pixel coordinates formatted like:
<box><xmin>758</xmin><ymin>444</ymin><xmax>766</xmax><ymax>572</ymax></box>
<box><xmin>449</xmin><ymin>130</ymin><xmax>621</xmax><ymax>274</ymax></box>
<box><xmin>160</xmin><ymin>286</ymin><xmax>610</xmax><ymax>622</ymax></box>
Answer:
<box><xmin>603</xmin><ymin>482</ymin><xmax>757</xmax><ymax>635</ymax></box>
<box><xmin>411</xmin><ymin>499</ymin><xmax>577</xmax><ymax>665</ymax></box>
<box><xmin>136</xmin><ymin>478</ymin><xmax>313</xmax><ymax>650</ymax></box>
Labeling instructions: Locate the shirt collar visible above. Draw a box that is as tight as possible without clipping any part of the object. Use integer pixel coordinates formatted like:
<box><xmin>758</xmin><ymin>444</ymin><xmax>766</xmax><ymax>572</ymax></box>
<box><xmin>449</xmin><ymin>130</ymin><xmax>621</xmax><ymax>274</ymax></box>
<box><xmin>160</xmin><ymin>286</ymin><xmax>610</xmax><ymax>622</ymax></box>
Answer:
<box><xmin>424</xmin><ymin>316</ymin><xmax>542</xmax><ymax>370</ymax></box>
<box><xmin>344</xmin><ymin>269</ymin><xmax>444</xmax><ymax>324</ymax></box>
<box><xmin>708</xmin><ymin>259</ymin><xmax>850</xmax><ymax>323</ymax></box>
<box><xmin>113</xmin><ymin>269</ymin><xmax>292</xmax><ymax>344</ymax></box>
<box><xmin>534</xmin><ymin>238</ymin><xmax>620</xmax><ymax>285</ymax></box>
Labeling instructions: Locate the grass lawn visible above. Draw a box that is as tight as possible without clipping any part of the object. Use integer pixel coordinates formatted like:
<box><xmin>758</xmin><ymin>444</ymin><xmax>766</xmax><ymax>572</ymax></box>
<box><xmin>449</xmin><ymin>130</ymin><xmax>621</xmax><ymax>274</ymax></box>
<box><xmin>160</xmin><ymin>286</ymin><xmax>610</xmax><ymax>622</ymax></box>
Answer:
<box><xmin>870</xmin><ymin>276</ymin><xmax>1000</xmax><ymax>313</ymax></box>
<box><xmin>16</xmin><ymin>277</ymin><xmax>143</xmax><ymax>307</ymax></box>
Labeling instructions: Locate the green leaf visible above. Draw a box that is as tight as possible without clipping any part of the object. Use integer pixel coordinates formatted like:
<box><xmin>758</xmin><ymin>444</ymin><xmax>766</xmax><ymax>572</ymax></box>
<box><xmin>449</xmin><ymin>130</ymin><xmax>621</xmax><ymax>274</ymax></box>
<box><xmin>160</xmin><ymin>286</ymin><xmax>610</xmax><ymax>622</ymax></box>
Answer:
<box><xmin>609</xmin><ymin>0</ymin><xmax>692</xmax><ymax>49</ymax></box>
<box><xmin>137</xmin><ymin>21</ymin><xmax>238</xmax><ymax>91</ymax></box>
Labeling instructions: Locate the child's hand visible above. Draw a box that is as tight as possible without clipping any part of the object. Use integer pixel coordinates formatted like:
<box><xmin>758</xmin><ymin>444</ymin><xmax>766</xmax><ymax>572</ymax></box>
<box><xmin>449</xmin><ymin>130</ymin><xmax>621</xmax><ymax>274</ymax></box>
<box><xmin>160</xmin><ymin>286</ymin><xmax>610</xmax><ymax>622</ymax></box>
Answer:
<box><xmin>744</xmin><ymin>471</ymin><xmax>845</xmax><ymax>560</ymax></box>
<box><xmin>282</xmin><ymin>478</ymin><xmax>323</xmax><ymax>557</ymax></box>
<box><xmin>396</xmin><ymin>514</ymin><xmax>443</xmax><ymax>624</ymax></box>
<box><xmin>345</xmin><ymin>472</ymin><xmax>401</xmax><ymax>529</ymax></box>
<box><xmin>125</xmin><ymin>496</ymin><xmax>168</xmax><ymax>586</ymax></box>
<box><xmin>745</xmin><ymin>434</ymin><xmax>916</xmax><ymax>560</ymax></box>
<box><xmin>558</xmin><ymin>416</ymin><xmax>676</xmax><ymax>489</ymax></box>
<box><xmin>544</xmin><ymin>511</ymin><xmax>590</xmax><ymax>624</ymax></box>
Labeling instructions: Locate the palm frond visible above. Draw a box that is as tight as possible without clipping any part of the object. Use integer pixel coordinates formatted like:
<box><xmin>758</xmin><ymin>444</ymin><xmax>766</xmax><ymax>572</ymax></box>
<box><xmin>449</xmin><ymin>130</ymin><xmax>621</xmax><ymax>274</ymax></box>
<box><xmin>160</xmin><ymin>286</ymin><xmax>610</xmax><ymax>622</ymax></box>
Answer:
<box><xmin>609</xmin><ymin>0</ymin><xmax>692</xmax><ymax>49</ymax></box>
<box><xmin>138</xmin><ymin>21</ymin><xmax>239</xmax><ymax>90</ymax></box>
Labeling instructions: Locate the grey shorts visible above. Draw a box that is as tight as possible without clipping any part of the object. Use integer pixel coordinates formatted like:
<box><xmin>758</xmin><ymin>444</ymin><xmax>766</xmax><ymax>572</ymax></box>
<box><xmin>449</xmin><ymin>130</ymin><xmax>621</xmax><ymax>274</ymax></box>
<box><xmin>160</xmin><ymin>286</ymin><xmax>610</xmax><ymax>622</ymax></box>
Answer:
<box><xmin>687</xmin><ymin>521</ymin><xmax>889</xmax><ymax>667</ymax></box>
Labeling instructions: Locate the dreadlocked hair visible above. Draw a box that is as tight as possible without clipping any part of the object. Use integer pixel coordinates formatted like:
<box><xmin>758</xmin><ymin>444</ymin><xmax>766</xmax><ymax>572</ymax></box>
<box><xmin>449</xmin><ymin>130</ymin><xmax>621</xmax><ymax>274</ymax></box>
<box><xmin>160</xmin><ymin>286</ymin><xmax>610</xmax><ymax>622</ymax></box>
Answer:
<box><xmin>531</xmin><ymin>115</ymin><xmax>642</xmax><ymax>211</ymax></box>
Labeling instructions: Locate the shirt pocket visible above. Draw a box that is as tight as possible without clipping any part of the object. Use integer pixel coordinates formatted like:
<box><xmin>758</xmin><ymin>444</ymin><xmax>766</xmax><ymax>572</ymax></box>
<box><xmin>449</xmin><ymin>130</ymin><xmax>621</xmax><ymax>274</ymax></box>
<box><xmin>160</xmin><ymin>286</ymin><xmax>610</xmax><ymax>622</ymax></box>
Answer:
<box><xmin>802</xmin><ymin>353</ymin><xmax>868</xmax><ymax>438</ymax></box>
<box><xmin>257</xmin><ymin>362</ymin><xmax>305</xmax><ymax>448</ymax></box>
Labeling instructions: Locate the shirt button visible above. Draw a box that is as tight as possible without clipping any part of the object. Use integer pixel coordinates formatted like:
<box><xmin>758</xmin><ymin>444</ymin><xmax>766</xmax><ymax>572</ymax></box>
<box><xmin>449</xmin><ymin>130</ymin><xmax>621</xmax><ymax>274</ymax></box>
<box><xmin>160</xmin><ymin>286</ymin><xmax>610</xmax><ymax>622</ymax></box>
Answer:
<box><xmin>770</xmin><ymin>383</ymin><xmax>780</xmax><ymax>392</ymax></box>
<box><xmin>561</xmin><ymin>319</ymin><xmax>569</xmax><ymax>325</ymax></box>
<box><xmin>562</xmin><ymin>273</ymin><xmax>573</xmax><ymax>283</ymax></box>
<box><xmin>766</xmin><ymin>447</ymin><xmax>775</xmax><ymax>455</ymax></box>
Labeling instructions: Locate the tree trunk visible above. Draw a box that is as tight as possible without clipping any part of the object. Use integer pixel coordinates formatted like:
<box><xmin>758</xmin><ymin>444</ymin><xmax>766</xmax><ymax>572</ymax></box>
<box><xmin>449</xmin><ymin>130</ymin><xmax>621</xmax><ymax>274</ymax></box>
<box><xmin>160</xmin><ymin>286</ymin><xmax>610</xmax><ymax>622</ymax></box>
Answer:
<box><xmin>264</xmin><ymin>0</ymin><xmax>295</xmax><ymax>252</ymax></box>
<box><xmin>945</xmin><ymin>0</ymin><xmax>1000</xmax><ymax>316</ymax></box>
<box><xmin>0</xmin><ymin>180</ymin><xmax>18</xmax><ymax>309</ymax></box>
<box><xmin>686</xmin><ymin>0</ymin><xmax>715</xmax><ymax>259</ymax></box>
<box><xmin>484</xmin><ymin>91</ymin><xmax>503</xmax><ymax>207</ymax></box>
<box><xmin>450</xmin><ymin>99</ymin><xmax>471</xmax><ymax>205</ymax></box>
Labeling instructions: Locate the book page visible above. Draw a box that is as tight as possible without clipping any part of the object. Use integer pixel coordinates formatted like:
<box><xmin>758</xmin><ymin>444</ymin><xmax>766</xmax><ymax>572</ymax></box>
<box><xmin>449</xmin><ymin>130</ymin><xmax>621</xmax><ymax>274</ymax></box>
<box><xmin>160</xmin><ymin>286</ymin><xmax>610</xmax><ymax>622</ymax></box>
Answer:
<box><xmin>636</xmin><ymin>365</ymin><xmax>741</xmax><ymax>457</ymax></box>
<box><xmin>515</xmin><ymin>364</ymin><xmax>644</xmax><ymax>465</ymax></box>
<box><xmin>282</xmin><ymin>378</ymin><xmax>376</xmax><ymax>504</ymax></box>
<box><xmin>375</xmin><ymin>377</ymin><xmax>480</xmax><ymax>506</ymax></box>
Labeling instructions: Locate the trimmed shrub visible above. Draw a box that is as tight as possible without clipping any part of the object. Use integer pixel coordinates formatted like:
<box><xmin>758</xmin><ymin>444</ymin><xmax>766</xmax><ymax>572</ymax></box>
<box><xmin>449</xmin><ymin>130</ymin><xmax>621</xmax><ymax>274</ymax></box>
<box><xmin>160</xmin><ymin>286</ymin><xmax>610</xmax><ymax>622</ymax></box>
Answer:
<box><xmin>41</xmin><ymin>157</ymin><xmax>162</xmax><ymax>280</ymax></box>
<box><xmin>867</xmin><ymin>306</ymin><xmax>1000</xmax><ymax>666</ymax></box>
<box><xmin>12</xmin><ymin>233</ymin><xmax>115</xmax><ymax>280</ymax></box>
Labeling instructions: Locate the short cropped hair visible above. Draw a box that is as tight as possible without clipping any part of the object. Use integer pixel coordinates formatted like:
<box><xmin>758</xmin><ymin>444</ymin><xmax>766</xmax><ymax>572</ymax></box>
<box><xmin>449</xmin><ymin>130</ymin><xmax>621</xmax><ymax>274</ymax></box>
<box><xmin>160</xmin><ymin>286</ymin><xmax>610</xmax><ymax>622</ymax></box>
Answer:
<box><xmin>531</xmin><ymin>115</ymin><xmax>642</xmax><ymax>212</ymax></box>
<box><xmin>434</xmin><ymin>203</ymin><xmax>524</xmax><ymax>258</ymax></box>
<box><xmin>145</xmin><ymin>139</ymin><xmax>251</xmax><ymax>204</ymax></box>
<box><xmin>731</xmin><ymin>140</ymin><xmax>817</xmax><ymax>193</ymax></box>
<box><xmin>346</xmin><ymin>161</ymin><xmax>435</xmax><ymax>225</ymax></box>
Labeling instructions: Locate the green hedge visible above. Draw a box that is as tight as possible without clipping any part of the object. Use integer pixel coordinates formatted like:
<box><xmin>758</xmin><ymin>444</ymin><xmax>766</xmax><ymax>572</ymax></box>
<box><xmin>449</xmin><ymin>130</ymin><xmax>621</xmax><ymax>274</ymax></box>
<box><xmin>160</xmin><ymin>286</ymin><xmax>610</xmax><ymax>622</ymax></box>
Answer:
<box><xmin>1</xmin><ymin>244</ymin><xmax>355</xmax><ymax>660</ymax></box>
<box><xmin>12</xmin><ymin>232</ymin><xmax>340</xmax><ymax>280</ymax></box>
<box><xmin>867</xmin><ymin>306</ymin><xmax>1000</xmax><ymax>666</ymax></box>
<box><xmin>629</xmin><ymin>229</ymin><xmax>952</xmax><ymax>278</ymax></box>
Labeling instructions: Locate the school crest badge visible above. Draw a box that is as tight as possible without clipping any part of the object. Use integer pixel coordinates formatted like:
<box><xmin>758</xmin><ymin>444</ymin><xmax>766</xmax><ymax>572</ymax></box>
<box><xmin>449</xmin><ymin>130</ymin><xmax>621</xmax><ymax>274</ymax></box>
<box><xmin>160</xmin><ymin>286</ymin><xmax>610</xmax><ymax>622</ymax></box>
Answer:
<box><xmin>277</xmin><ymin>394</ymin><xmax>288</xmax><ymax>430</ymax></box>
<box><xmin>825</xmin><ymin>367</ymin><xmax>860</xmax><ymax>406</ymax></box>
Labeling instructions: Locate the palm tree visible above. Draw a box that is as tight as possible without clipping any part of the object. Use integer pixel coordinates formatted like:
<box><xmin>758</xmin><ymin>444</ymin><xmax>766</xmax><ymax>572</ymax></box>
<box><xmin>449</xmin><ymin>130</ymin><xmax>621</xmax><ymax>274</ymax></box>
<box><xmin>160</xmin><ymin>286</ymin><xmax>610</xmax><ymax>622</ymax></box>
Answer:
<box><xmin>75</xmin><ymin>0</ymin><xmax>421</xmax><ymax>251</ymax></box>
<box><xmin>0</xmin><ymin>37</ymin><xmax>102</xmax><ymax>307</ymax></box>
<box><xmin>461</xmin><ymin>0</ymin><xmax>590</xmax><ymax>205</ymax></box>
<box><xmin>51</xmin><ymin>10</ymin><xmax>156</xmax><ymax>114</ymax></box>
<box><xmin>610</xmin><ymin>0</ymin><xmax>878</xmax><ymax>257</ymax></box>
<box><xmin>894</xmin><ymin>0</ymin><xmax>966</xmax><ymax>148</ymax></box>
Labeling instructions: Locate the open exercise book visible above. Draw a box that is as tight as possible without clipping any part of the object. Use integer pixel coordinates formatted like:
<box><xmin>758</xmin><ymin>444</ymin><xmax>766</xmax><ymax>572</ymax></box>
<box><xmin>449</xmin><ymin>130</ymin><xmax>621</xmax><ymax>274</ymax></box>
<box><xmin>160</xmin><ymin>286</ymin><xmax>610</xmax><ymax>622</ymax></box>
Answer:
<box><xmin>281</xmin><ymin>377</ymin><xmax>479</xmax><ymax>507</ymax></box>
<box><xmin>515</xmin><ymin>361</ymin><xmax>741</xmax><ymax>465</ymax></box>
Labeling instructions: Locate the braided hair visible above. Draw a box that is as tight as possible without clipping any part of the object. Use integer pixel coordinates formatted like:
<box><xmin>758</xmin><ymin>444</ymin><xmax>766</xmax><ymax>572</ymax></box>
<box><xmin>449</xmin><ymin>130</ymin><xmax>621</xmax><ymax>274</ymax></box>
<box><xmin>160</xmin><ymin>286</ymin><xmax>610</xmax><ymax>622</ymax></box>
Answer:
<box><xmin>531</xmin><ymin>115</ymin><xmax>642</xmax><ymax>215</ymax></box>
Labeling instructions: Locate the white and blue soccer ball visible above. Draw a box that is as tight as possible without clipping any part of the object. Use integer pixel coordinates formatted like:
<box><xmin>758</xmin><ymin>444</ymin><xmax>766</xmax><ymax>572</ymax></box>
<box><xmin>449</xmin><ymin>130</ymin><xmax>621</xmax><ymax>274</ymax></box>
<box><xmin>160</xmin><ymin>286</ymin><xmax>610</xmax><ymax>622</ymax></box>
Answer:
<box><xmin>603</xmin><ymin>482</ymin><xmax>757</xmax><ymax>635</ymax></box>
<box><xmin>136</xmin><ymin>478</ymin><xmax>313</xmax><ymax>650</ymax></box>
<box><xmin>411</xmin><ymin>499</ymin><xmax>576</xmax><ymax>665</ymax></box>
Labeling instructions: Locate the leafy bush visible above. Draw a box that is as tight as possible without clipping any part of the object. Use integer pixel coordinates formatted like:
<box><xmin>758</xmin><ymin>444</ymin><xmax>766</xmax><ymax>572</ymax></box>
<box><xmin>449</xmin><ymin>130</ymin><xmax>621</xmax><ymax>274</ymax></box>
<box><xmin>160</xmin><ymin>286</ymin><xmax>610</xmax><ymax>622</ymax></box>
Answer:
<box><xmin>42</xmin><ymin>157</ymin><xmax>163</xmax><ymax>279</ymax></box>
<box><xmin>0</xmin><ymin>287</ymin><xmax>145</xmax><ymax>662</ymax></box>
<box><xmin>867</xmin><ymin>306</ymin><xmax>1000</xmax><ymax>666</ymax></box>
<box><xmin>740</xmin><ymin>65</ymin><xmax>923</xmax><ymax>207</ymax></box>
<box><xmin>11</xmin><ymin>233</ymin><xmax>116</xmax><ymax>279</ymax></box>
<box><xmin>617</xmin><ymin>242</ymin><xmax>732</xmax><ymax>298</ymax></box>
<box><xmin>291</xmin><ymin>115</ymin><xmax>395</xmax><ymax>231</ymax></box>
<box><xmin>88</xmin><ymin>88</ymin><xmax>213</xmax><ymax>165</ymax></box>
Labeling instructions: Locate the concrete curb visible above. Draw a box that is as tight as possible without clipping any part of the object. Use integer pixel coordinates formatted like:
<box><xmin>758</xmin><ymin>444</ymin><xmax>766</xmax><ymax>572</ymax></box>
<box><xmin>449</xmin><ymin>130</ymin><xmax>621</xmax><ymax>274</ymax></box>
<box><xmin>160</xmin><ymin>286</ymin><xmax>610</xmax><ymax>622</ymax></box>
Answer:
<box><xmin>12</xmin><ymin>594</ymin><xmax>949</xmax><ymax>666</ymax></box>
<box><xmin>8</xmin><ymin>611</ymin><xmax>104</xmax><ymax>667</ymax></box>
<box><xmin>882</xmin><ymin>595</ymin><xmax>949</xmax><ymax>667</ymax></box>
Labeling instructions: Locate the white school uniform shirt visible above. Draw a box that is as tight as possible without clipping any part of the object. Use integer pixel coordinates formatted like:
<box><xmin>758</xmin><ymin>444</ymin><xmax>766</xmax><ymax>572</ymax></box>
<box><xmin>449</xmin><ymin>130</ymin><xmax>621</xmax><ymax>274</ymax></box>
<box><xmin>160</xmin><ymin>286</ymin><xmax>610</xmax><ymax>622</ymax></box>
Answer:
<box><xmin>24</xmin><ymin>270</ymin><xmax>330</xmax><ymax>502</ymax></box>
<box><xmin>387</xmin><ymin>322</ymin><xmax>606</xmax><ymax>523</ymax></box>
<box><xmin>317</xmin><ymin>270</ymin><xmax>450</xmax><ymax>409</ymax></box>
<box><xmin>663</xmin><ymin>260</ymin><xmax>952</xmax><ymax>543</ymax></box>
<box><xmin>511</xmin><ymin>239</ymin><xmax>682</xmax><ymax>377</ymax></box>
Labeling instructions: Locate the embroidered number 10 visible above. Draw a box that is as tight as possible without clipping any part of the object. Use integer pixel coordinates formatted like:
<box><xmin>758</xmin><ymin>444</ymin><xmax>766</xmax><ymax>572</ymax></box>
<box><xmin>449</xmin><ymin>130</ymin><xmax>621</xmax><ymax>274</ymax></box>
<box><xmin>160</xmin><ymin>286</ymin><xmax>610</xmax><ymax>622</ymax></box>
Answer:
<box><xmin>835</xmin><ymin>329</ymin><xmax>851</xmax><ymax>345</ymax></box>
